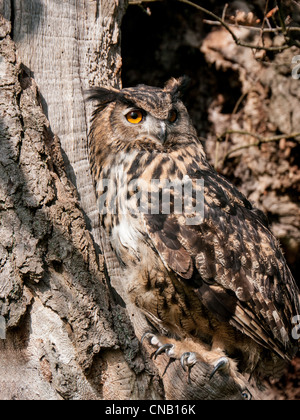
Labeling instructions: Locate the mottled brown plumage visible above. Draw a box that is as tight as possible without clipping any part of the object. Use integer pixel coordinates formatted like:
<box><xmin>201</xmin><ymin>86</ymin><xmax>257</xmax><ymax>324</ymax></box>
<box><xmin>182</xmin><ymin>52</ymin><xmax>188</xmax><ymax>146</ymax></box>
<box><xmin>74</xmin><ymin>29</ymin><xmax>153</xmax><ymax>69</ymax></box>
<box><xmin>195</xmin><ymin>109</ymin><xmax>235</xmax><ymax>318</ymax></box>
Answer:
<box><xmin>88</xmin><ymin>78</ymin><xmax>300</xmax><ymax>396</ymax></box>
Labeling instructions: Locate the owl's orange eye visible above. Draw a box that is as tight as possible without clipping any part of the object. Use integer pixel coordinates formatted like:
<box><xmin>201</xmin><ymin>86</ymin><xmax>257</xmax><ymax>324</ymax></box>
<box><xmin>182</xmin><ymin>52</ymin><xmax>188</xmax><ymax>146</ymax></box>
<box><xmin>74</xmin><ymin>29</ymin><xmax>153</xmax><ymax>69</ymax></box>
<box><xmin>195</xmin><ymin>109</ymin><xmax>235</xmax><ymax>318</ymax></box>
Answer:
<box><xmin>168</xmin><ymin>109</ymin><xmax>178</xmax><ymax>123</ymax></box>
<box><xmin>126</xmin><ymin>110</ymin><xmax>144</xmax><ymax>124</ymax></box>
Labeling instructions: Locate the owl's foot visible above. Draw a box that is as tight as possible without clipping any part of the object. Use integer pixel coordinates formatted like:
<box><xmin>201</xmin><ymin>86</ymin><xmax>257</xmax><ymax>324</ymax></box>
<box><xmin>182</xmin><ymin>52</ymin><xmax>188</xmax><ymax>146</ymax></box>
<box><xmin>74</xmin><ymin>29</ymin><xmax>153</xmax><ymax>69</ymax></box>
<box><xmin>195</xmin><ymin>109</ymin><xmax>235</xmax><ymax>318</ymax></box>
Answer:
<box><xmin>141</xmin><ymin>332</ymin><xmax>196</xmax><ymax>379</ymax></box>
<box><xmin>141</xmin><ymin>332</ymin><xmax>240</xmax><ymax>386</ymax></box>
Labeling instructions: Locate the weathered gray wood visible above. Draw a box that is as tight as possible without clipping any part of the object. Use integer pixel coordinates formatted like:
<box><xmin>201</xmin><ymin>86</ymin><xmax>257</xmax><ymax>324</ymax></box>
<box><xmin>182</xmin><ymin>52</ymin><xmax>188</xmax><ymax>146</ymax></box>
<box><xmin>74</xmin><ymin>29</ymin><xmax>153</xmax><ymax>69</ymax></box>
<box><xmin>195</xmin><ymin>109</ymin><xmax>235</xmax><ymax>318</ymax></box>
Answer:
<box><xmin>0</xmin><ymin>17</ymin><xmax>127</xmax><ymax>398</ymax></box>
<box><xmin>11</xmin><ymin>0</ymin><xmax>126</xmax><ymax>247</ymax></box>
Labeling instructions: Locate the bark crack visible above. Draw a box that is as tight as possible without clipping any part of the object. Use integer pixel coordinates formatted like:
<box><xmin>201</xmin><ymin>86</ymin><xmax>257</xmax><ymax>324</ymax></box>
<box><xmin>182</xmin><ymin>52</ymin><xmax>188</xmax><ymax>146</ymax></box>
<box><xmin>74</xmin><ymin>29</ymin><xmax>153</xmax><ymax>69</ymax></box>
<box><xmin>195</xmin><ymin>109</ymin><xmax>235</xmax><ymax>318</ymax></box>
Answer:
<box><xmin>10</xmin><ymin>0</ymin><xmax>14</xmax><ymax>39</ymax></box>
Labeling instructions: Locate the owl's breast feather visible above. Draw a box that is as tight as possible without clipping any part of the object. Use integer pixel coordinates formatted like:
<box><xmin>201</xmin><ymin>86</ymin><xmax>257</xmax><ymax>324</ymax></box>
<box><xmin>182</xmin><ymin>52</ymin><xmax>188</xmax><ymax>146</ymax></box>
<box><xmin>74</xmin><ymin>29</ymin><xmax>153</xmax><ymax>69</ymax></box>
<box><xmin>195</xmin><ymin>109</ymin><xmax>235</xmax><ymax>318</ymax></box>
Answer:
<box><xmin>111</xmin><ymin>216</ymin><xmax>143</xmax><ymax>256</ymax></box>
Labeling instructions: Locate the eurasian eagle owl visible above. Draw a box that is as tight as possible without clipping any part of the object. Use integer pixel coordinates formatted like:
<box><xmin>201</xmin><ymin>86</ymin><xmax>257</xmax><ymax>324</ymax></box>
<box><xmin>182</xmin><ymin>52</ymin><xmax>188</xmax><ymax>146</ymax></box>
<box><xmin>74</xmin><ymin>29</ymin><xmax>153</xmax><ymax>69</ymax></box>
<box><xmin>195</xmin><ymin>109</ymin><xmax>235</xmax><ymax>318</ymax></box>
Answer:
<box><xmin>88</xmin><ymin>78</ymin><xmax>300</xmax><ymax>399</ymax></box>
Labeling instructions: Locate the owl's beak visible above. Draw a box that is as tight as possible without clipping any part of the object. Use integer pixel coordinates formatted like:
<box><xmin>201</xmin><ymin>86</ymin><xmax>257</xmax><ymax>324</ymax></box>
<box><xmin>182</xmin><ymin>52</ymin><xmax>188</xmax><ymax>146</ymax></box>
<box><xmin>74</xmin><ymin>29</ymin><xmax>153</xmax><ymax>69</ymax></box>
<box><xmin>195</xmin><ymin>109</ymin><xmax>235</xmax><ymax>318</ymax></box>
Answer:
<box><xmin>158</xmin><ymin>122</ymin><xmax>167</xmax><ymax>144</ymax></box>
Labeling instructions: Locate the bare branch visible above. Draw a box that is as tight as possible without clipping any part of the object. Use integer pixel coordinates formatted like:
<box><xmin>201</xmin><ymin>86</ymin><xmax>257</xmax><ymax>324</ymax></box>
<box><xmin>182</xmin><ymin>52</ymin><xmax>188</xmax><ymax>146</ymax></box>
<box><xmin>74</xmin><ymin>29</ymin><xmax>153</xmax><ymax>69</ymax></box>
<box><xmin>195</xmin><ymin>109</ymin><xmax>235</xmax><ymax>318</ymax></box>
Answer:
<box><xmin>287</xmin><ymin>26</ymin><xmax>300</xmax><ymax>32</ymax></box>
<box><xmin>178</xmin><ymin>0</ymin><xmax>290</xmax><ymax>51</ymax></box>
<box><xmin>204</xmin><ymin>20</ymin><xmax>300</xmax><ymax>34</ymax></box>
<box><xmin>129</xmin><ymin>0</ymin><xmax>297</xmax><ymax>52</ymax></box>
<box><xmin>128</xmin><ymin>0</ymin><xmax>163</xmax><ymax>4</ymax></box>
<box><xmin>203</xmin><ymin>20</ymin><xmax>281</xmax><ymax>33</ymax></box>
<box><xmin>222</xmin><ymin>3</ymin><xmax>229</xmax><ymax>22</ymax></box>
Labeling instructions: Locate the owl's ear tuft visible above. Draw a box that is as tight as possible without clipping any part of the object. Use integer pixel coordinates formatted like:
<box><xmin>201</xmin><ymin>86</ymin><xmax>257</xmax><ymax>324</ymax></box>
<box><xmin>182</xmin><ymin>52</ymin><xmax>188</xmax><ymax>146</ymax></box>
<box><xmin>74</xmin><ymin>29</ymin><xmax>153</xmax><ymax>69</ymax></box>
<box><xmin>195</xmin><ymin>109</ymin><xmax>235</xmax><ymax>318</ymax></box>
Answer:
<box><xmin>87</xmin><ymin>86</ymin><xmax>122</xmax><ymax>113</ymax></box>
<box><xmin>164</xmin><ymin>76</ymin><xmax>190</xmax><ymax>99</ymax></box>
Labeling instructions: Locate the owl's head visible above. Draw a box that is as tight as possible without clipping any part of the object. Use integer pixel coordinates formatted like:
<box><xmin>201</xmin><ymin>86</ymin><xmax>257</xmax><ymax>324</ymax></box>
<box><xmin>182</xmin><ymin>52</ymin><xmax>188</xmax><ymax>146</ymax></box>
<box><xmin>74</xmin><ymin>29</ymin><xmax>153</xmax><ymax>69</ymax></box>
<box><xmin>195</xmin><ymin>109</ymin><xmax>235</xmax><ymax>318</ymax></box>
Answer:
<box><xmin>88</xmin><ymin>78</ymin><xmax>198</xmax><ymax>156</ymax></box>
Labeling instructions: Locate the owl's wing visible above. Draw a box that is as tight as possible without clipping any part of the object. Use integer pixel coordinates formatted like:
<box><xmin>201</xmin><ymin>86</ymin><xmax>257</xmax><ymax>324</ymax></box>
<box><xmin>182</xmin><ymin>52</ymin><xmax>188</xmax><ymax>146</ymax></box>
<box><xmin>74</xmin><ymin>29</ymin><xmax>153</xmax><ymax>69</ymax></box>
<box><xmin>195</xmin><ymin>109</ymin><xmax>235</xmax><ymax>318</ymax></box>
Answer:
<box><xmin>142</xmin><ymin>169</ymin><xmax>300</xmax><ymax>360</ymax></box>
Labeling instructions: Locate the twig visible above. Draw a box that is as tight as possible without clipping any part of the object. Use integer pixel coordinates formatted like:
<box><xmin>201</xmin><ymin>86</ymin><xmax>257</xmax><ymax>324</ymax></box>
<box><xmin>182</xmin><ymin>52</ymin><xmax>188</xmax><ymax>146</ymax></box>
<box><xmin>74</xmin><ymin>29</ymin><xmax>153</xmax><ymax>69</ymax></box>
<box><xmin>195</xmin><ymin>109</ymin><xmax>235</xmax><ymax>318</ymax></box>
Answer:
<box><xmin>128</xmin><ymin>0</ymin><xmax>163</xmax><ymax>4</ymax></box>
<box><xmin>203</xmin><ymin>20</ymin><xmax>283</xmax><ymax>33</ymax></box>
<box><xmin>276</xmin><ymin>0</ymin><xmax>288</xmax><ymax>36</ymax></box>
<box><xmin>287</xmin><ymin>26</ymin><xmax>300</xmax><ymax>32</ymax></box>
<box><xmin>222</xmin><ymin>3</ymin><xmax>229</xmax><ymax>22</ymax></box>
<box><xmin>218</xmin><ymin>131</ymin><xmax>300</xmax><ymax>166</ymax></box>
<box><xmin>203</xmin><ymin>20</ymin><xmax>300</xmax><ymax>34</ymax></box>
<box><xmin>261</xmin><ymin>0</ymin><xmax>272</xmax><ymax>47</ymax></box>
<box><xmin>177</xmin><ymin>0</ymin><xmax>290</xmax><ymax>51</ymax></box>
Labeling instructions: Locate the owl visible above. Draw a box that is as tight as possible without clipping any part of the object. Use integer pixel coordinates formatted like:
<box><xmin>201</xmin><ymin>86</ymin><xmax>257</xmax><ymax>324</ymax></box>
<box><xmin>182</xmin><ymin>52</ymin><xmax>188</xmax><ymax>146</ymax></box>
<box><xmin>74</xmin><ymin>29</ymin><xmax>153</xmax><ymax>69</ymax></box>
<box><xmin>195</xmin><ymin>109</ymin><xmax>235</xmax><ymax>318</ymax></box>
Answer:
<box><xmin>88</xmin><ymin>78</ymin><xmax>300</xmax><ymax>399</ymax></box>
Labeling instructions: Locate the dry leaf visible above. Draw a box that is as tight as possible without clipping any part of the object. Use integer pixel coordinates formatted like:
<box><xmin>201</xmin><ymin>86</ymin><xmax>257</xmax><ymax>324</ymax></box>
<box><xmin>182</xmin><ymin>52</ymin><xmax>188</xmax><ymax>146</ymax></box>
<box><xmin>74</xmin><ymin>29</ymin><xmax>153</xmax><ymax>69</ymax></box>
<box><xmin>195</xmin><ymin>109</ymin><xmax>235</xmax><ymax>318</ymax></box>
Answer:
<box><xmin>266</xmin><ymin>7</ymin><xmax>279</xmax><ymax>19</ymax></box>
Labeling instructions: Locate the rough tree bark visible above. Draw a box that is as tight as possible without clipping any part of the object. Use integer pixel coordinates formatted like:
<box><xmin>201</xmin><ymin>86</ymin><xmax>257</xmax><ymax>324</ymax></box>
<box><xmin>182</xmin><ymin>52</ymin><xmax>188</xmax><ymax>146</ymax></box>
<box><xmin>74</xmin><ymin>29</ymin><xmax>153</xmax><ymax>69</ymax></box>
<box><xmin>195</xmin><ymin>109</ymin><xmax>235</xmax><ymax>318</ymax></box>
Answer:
<box><xmin>0</xmin><ymin>0</ymin><xmax>256</xmax><ymax>400</ymax></box>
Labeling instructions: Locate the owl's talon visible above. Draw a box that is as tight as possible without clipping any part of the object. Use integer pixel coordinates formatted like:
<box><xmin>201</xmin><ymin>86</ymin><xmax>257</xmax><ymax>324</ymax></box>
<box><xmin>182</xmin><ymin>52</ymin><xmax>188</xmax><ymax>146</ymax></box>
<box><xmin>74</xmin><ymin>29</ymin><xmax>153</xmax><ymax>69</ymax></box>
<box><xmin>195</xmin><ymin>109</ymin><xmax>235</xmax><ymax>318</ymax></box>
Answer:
<box><xmin>141</xmin><ymin>332</ymin><xmax>163</xmax><ymax>347</ymax></box>
<box><xmin>141</xmin><ymin>334</ymin><xmax>233</xmax><ymax>386</ymax></box>
<box><xmin>141</xmin><ymin>332</ymin><xmax>154</xmax><ymax>345</ymax></box>
<box><xmin>154</xmin><ymin>343</ymin><xmax>174</xmax><ymax>360</ymax></box>
<box><xmin>209</xmin><ymin>357</ymin><xmax>230</xmax><ymax>380</ymax></box>
<box><xmin>180</xmin><ymin>352</ymin><xmax>197</xmax><ymax>372</ymax></box>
